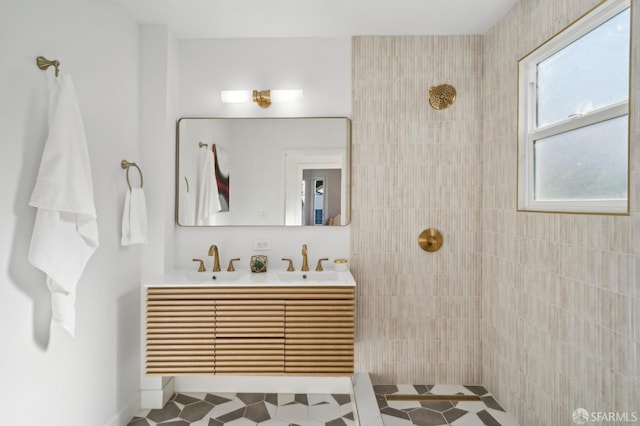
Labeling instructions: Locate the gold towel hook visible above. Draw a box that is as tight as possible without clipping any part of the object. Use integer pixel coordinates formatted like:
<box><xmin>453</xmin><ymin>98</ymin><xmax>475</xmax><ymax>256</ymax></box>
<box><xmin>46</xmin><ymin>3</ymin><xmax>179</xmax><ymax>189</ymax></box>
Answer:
<box><xmin>36</xmin><ymin>56</ymin><xmax>60</xmax><ymax>77</ymax></box>
<box><xmin>121</xmin><ymin>160</ymin><xmax>144</xmax><ymax>191</ymax></box>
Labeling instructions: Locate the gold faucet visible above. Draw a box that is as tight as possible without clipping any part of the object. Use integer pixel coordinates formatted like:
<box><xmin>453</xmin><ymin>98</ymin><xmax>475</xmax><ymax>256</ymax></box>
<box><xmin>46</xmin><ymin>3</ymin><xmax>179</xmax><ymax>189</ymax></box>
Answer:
<box><xmin>315</xmin><ymin>258</ymin><xmax>329</xmax><ymax>271</ymax></box>
<box><xmin>282</xmin><ymin>258</ymin><xmax>295</xmax><ymax>271</ymax></box>
<box><xmin>192</xmin><ymin>258</ymin><xmax>206</xmax><ymax>272</ymax></box>
<box><xmin>301</xmin><ymin>244</ymin><xmax>309</xmax><ymax>271</ymax></box>
<box><xmin>208</xmin><ymin>245</ymin><xmax>221</xmax><ymax>272</ymax></box>
<box><xmin>227</xmin><ymin>258</ymin><xmax>240</xmax><ymax>272</ymax></box>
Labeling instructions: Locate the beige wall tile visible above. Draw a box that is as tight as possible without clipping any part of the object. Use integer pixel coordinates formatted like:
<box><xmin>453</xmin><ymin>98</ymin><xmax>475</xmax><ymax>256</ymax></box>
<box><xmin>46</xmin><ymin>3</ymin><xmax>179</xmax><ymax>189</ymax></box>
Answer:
<box><xmin>351</xmin><ymin>2</ymin><xmax>638</xmax><ymax>423</ymax></box>
<box><xmin>352</xmin><ymin>35</ymin><xmax>483</xmax><ymax>384</ymax></box>
<box><xmin>482</xmin><ymin>0</ymin><xmax>639</xmax><ymax>424</ymax></box>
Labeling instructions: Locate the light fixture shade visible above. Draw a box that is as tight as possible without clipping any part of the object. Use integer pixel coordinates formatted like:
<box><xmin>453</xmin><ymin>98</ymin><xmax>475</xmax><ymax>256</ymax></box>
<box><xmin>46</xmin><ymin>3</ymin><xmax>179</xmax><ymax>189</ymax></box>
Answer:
<box><xmin>220</xmin><ymin>90</ymin><xmax>253</xmax><ymax>103</ymax></box>
<box><xmin>270</xmin><ymin>90</ymin><xmax>303</xmax><ymax>103</ymax></box>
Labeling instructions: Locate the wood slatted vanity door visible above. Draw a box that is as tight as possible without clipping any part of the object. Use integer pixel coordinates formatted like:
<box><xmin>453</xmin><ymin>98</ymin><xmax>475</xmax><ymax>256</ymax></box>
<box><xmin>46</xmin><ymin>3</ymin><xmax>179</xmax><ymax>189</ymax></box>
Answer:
<box><xmin>215</xmin><ymin>299</ymin><xmax>285</xmax><ymax>374</ymax></box>
<box><xmin>285</xmin><ymin>286</ymin><xmax>355</xmax><ymax>375</ymax></box>
<box><xmin>146</xmin><ymin>287</ymin><xmax>215</xmax><ymax>375</ymax></box>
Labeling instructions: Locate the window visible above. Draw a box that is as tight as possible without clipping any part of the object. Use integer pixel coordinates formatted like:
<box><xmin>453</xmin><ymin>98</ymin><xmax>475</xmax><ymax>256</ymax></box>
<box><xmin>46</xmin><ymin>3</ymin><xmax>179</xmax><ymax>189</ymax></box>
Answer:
<box><xmin>517</xmin><ymin>0</ymin><xmax>631</xmax><ymax>214</ymax></box>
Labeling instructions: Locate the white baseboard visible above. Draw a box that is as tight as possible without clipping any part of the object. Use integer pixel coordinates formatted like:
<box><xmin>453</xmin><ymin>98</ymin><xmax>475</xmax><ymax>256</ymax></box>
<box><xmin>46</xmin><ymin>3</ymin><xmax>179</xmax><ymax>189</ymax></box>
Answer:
<box><xmin>140</xmin><ymin>377</ymin><xmax>175</xmax><ymax>409</ymax></box>
<box><xmin>104</xmin><ymin>392</ymin><xmax>140</xmax><ymax>426</ymax></box>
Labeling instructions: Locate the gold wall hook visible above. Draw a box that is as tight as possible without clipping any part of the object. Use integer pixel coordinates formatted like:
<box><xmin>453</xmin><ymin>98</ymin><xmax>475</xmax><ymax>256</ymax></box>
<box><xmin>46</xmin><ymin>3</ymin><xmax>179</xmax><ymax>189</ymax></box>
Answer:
<box><xmin>428</xmin><ymin>84</ymin><xmax>456</xmax><ymax>110</ymax></box>
<box><xmin>419</xmin><ymin>228</ymin><xmax>443</xmax><ymax>252</ymax></box>
<box><xmin>36</xmin><ymin>56</ymin><xmax>60</xmax><ymax>77</ymax></box>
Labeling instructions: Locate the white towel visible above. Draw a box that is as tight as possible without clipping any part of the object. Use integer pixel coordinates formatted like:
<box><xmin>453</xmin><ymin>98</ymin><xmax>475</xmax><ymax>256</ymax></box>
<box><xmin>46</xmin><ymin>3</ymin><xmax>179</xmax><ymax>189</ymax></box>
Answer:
<box><xmin>28</xmin><ymin>74</ymin><xmax>99</xmax><ymax>338</ymax></box>
<box><xmin>121</xmin><ymin>187</ymin><xmax>148</xmax><ymax>245</ymax></box>
<box><xmin>196</xmin><ymin>146</ymin><xmax>221</xmax><ymax>225</ymax></box>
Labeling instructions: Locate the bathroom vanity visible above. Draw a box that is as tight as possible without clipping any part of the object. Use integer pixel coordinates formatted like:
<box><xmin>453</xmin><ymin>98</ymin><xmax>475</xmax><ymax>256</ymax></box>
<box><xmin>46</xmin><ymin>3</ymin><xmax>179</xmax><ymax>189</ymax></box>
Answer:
<box><xmin>144</xmin><ymin>272</ymin><xmax>355</xmax><ymax>377</ymax></box>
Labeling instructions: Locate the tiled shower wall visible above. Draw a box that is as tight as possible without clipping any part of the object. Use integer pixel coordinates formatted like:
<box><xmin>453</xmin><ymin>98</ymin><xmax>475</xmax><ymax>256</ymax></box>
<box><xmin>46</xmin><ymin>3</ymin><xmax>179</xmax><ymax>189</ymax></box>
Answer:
<box><xmin>351</xmin><ymin>36</ymin><xmax>483</xmax><ymax>384</ymax></box>
<box><xmin>482</xmin><ymin>0</ymin><xmax>640</xmax><ymax>425</ymax></box>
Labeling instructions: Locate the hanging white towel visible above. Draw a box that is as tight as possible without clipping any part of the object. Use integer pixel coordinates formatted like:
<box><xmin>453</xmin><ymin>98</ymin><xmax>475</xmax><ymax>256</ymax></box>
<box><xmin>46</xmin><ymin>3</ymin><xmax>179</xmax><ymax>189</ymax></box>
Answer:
<box><xmin>121</xmin><ymin>187</ymin><xmax>148</xmax><ymax>245</ymax></box>
<box><xmin>196</xmin><ymin>146</ymin><xmax>221</xmax><ymax>225</ymax></box>
<box><xmin>28</xmin><ymin>74</ymin><xmax>99</xmax><ymax>338</ymax></box>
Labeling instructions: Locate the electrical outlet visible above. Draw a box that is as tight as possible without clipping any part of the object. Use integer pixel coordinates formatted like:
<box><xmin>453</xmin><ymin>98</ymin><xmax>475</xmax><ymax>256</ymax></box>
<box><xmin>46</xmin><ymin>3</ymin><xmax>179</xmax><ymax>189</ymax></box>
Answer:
<box><xmin>253</xmin><ymin>240</ymin><xmax>271</xmax><ymax>250</ymax></box>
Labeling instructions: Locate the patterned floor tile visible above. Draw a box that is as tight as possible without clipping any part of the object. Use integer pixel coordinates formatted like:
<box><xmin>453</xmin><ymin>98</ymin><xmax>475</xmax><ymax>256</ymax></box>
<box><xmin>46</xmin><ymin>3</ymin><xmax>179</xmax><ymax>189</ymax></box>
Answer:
<box><xmin>180</xmin><ymin>401</ymin><xmax>215</xmax><ymax>422</ymax></box>
<box><xmin>381</xmin><ymin>413</ymin><xmax>415</xmax><ymax>426</ymax></box>
<box><xmin>387</xmin><ymin>399</ymin><xmax>422</xmax><ymax>411</ymax></box>
<box><xmin>147</xmin><ymin>402</ymin><xmax>181</xmax><ymax>423</ymax></box>
<box><xmin>129</xmin><ymin>386</ymin><xmax>517</xmax><ymax>426</ymax></box>
<box><xmin>210</xmin><ymin>399</ymin><xmax>247</xmax><ymax>418</ymax></box>
<box><xmin>374</xmin><ymin>384</ymin><xmax>519</xmax><ymax>426</ymax></box>
<box><xmin>223</xmin><ymin>418</ymin><xmax>256</xmax><ymax>426</ymax></box>
<box><xmin>130</xmin><ymin>392</ymin><xmax>355</xmax><ymax>426</ymax></box>
<box><xmin>309</xmin><ymin>402</ymin><xmax>341</xmax><ymax>422</ymax></box>
<box><xmin>256</xmin><ymin>420</ymin><xmax>288</xmax><ymax>426</ymax></box>
<box><xmin>127</xmin><ymin>417</ymin><xmax>151</xmax><ymax>426</ymax></box>
<box><xmin>275</xmin><ymin>401</ymin><xmax>308</xmax><ymax>421</ymax></box>
<box><xmin>406</xmin><ymin>408</ymin><xmax>448</xmax><ymax>426</ymax></box>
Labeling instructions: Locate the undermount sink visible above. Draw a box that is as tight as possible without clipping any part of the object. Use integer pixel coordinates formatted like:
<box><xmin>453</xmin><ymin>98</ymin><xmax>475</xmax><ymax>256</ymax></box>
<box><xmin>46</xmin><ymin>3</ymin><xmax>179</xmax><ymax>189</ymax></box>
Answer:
<box><xmin>175</xmin><ymin>269</ymin><xmax>354</xmax><ymax>286</ymax></box>
<box><xmin>275</xmin><ymin>271</ymin><xmax>339</xmax><ymax>283</ymax></box>
<box><xmin>185</xmin><ymin>271</ymin><xmax>243</xmax><ymax>282</ymax></box>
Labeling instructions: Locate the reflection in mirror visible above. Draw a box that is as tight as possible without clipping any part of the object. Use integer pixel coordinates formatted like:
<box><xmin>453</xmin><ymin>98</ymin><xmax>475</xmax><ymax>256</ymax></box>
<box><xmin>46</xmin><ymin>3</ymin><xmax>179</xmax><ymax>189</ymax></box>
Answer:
<box><xmin>177</xmin><ymin>118</ymin><xmax>350</xmax><ymax>226</ymax></box>
<box><xmin>312</xmin><ymin>177</ymin><xmax>324</xmax><ymax>225</ymax></box>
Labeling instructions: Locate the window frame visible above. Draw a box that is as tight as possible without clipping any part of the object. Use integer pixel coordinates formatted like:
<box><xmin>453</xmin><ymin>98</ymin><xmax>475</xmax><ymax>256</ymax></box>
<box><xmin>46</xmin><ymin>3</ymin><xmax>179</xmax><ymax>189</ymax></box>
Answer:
<box><xmin>517</xmin><ymin>0</ymin><xmax>631</xmax><ymax>215</ymax></box>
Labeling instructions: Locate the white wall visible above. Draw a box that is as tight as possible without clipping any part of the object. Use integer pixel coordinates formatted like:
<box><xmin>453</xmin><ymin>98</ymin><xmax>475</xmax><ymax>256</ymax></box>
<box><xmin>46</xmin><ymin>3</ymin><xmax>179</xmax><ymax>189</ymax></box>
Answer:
<box><xmin>138</xmin><ymin>24</ymin><xmax>180</xmax><ymax>404</ymax></box>
<box><xmin>172</xmin><ymin>38</ymin><xmax>352</xmax><ymax>271</ymax></box>
<box><xmin>0</xmin><ymin>0</ymin><xmax>142</xmax><ymax>424</ymax></box>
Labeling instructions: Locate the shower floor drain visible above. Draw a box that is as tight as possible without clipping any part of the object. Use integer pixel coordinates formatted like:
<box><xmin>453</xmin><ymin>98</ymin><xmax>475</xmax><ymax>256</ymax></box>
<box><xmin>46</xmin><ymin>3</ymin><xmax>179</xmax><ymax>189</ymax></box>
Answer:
<box><xmin>385</xmin><ymin>393</ymin><xmax>482</xmax><ymax>402</ymax></box>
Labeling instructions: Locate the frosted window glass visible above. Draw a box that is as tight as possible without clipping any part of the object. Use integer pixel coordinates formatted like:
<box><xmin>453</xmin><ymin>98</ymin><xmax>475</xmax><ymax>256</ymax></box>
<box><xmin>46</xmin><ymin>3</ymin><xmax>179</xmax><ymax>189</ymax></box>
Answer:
<box><xmin>537</xmin><ymin>9</ymin><xmax>630</xmax><ymax>127</ymax></box>
<box><xmin>534</xmin><ymin>116</ymin><xmax>628</xmax><ymax>201</ymax></box>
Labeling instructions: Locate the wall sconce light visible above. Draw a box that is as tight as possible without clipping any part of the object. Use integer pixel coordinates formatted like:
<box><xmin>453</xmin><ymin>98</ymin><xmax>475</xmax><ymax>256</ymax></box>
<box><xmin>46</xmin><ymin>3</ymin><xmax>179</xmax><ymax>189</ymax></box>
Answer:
<box><xmin>220</xmin><ymin>89</ymin><xmax>303</xmax><ymax>108</ymax></box>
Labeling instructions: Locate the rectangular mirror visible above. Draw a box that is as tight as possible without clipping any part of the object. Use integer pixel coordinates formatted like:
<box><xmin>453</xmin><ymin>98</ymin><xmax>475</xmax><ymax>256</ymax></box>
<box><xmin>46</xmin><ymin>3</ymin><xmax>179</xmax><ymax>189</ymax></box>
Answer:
<box><xmin>177</xmin><ymin>117</ymin><xmax>350</xmax><ymax>226</ymax></box>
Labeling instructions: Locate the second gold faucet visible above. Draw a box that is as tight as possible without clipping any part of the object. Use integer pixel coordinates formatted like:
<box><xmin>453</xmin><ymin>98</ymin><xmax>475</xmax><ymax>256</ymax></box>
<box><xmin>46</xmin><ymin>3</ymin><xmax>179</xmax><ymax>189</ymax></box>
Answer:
<box><xmin>208</xmin><ymin>244</ymin><xmax>221</xmax><ymax>272</ymax></box>
<box><xmin>301</xmin><ymin>244</ymin><xmax>309</xmax><ymax>271</ymax></box>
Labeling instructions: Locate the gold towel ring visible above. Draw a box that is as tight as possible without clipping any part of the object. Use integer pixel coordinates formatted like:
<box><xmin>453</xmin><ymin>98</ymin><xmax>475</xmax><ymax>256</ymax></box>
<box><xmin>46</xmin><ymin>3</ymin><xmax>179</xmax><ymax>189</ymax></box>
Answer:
<box><xmin>121</xmin><ymin>160</ymin><xmax>144</xmax><ymax>190</ymax></box>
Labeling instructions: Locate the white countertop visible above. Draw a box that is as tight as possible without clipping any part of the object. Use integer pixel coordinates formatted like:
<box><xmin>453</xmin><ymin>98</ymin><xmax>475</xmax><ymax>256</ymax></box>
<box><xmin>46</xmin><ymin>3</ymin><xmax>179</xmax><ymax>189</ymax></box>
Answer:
<box><xmin>144</xmin><ymin>269</ymin><xmax>356</xmax><ymax>287</ymax></box>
